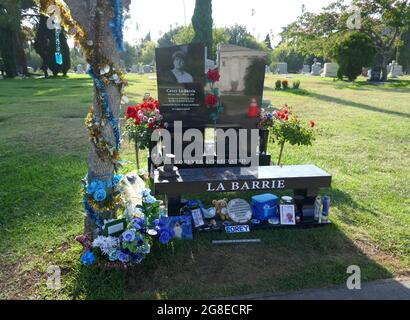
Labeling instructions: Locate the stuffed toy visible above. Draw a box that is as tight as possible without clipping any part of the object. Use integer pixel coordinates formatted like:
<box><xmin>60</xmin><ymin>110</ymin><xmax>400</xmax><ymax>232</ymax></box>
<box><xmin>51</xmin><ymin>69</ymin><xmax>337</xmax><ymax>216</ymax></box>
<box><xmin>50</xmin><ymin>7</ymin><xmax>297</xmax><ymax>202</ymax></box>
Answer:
<box><xmin>212</xmin><ymin>199</ymin><xmax>229</xmax><ymax>221</ymax></box>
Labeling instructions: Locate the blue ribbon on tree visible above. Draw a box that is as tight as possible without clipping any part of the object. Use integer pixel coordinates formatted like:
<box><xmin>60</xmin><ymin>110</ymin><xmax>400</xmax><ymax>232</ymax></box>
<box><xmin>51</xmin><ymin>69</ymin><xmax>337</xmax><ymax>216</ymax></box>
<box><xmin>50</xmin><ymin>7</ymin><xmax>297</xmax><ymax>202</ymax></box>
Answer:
<box><xmin>109</xmin><ymin>0</ymin><xmax>125</xmax><ymax>52</ymax></box>
<box><xmin>87</xmin><ymin>68</ymin><xmax>121</xmax><ymax>151</ymax></box>
<box><xmin>83</xmin><ymin>196</ymin><xmax>105</xmax><ymax>228</ymax></box>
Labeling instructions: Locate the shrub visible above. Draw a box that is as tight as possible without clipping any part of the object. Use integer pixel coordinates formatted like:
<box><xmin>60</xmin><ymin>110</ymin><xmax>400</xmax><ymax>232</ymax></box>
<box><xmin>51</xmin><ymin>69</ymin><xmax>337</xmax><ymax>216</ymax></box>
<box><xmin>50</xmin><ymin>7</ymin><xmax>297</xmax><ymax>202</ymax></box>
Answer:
<box><xmin>282</xmin><ymin>80</ymin><xmax>289</xmax><ymax>90</ymax></box>
<box><xmin>275</xmin><ymin>80</ymin><xmax>282</xmax><ymax>90</ymax></box>
<box><xmin>292</xmin><ymin>80</ymin><xmax>301</xmax><ymax>89</ymax></box>
<box><xmin>331</xmin><ymin>31</ymin><xmax>376</xmax><ymax>82</ymax></box>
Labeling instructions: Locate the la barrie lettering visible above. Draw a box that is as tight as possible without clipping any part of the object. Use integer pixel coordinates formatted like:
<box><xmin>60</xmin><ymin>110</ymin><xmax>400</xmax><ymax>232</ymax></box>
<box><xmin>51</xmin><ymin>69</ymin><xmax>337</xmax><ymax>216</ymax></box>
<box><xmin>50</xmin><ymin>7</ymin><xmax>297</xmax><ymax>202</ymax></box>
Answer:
<box><xmin>207</xmin><ymin>179</ymin><xmax>285</xmax><ymax>192</ymax></box>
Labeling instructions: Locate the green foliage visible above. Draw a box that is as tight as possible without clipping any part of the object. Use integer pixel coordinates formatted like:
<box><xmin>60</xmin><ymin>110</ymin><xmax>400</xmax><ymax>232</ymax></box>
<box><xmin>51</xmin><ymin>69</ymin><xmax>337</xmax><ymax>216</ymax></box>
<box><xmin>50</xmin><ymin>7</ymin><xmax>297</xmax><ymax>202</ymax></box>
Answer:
<box><xmin>119</xmin><ymin>42</ymin><xmax>138</xmax><ymax>69</ymax></box>
<box><xmin>157</xmin><ymin>26</ymin><xmax>186</xmax><ymax>48</ymax></box>
<box><xmin>398</xmin><ymin>26</ymin><xmax>410</xmax><ymax>73</ymax></box>
<box><xmin>264</xmin><ymin>34</ymin><xmax>272</xmax><ymax>49</ymax></box>
<box><xmin>269</xmin><ymin>108</ymin><xmax>314</xmax><ymax>147</ymax></box>
<box><xmin>293</xmin><ymin>80</ymin><xmax>301</xmax><ymax>89</ymax></box>
<box><xmin>0</xmin><ymin>26</ymin><xmax>17</xmax><ymax>78</ymax></box>
<box><xmin>272</xmin><ymin>43</ymin><xmax>306</xmax><ymax>73</ymax></box>
<box><xmin>331</xmin><ymin>32</ymin><xmax>376</xmax><ymax>81</ymax></box>
<box><xmin>139</xmin><ymin>41</ymin><xmax>156</xmax><ymax>65</ymax></box>
<box><xmin>192</xmin><ymin>0</ymin><xmax>213</xmax><ymax>58</ymax></box>
<box><xmin>0</xmin><ymin>0</ymin><xmax>36</xmax><ymax>78</ymax></box>
<box><xmin>244</xmin><ymin>57</ymin><xmax>266</xmax><ymax>96</ymax></box>
<box><xmin>275</xmin><ymin>80</ymin><xmax>282</xmax><ymax>90</ymax></box>
<box><xmin>279</xmin><ymin>0</ymin><xmax>410</xmax><ymax>80</ymax></box>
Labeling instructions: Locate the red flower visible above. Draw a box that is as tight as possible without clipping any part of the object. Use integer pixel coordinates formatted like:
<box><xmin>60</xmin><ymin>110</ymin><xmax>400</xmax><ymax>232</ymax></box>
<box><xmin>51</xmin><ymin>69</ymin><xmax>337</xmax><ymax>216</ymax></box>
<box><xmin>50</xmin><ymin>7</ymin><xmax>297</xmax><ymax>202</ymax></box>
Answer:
<box><xmin>310</xmin><ymin>120</ymin><xmax>315</xmax><ymax>128</ymax></box>
<box><xmin>206</xmin><ymin>93</ymin><xmax>218</xmax><ymax>107</ymax></box>
<box><xmin>207</xmin><ymin>68</ymin><xmax>220</xmax><ymax>82</ymax></box>
<box><xmin>126</xmin><ymin>106</ymin><xmax>138</xmax><ymax>119</ymax></box>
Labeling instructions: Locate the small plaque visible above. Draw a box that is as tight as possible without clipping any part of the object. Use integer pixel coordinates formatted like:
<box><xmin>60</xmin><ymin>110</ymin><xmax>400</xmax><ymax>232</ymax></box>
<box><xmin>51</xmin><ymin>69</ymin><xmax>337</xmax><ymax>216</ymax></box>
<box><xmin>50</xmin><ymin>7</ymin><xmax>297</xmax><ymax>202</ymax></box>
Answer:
<box><xmin>103</xmin><ymin>218</ymin><xmax>127</xmax><ymax>237</ymax></box>
<box><xmin>225</xmin><ymin>225</ymin><xmax>250</xmax><ymax>234</ymax></box>
<box><xmin>227</xmin><ymin>199</ymin><xmax>252</xmax><ymax>223</ymax></box>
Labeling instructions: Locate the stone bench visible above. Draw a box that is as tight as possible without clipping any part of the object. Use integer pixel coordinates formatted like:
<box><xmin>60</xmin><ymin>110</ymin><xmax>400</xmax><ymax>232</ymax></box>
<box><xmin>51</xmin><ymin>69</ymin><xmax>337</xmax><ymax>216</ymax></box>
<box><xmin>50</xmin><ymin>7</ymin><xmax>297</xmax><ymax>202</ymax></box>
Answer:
<box><xmin>154</xmin><ymin>164</ymin><xmax>332</xmax><ymax>215</ymax></box>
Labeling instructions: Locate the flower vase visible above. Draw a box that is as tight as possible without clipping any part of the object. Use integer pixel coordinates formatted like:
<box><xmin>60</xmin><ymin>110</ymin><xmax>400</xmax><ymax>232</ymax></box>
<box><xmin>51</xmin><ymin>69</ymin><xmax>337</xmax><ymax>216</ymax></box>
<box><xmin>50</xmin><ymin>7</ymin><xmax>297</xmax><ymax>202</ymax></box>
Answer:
<box><xmin>259</xmin><ymin>129</ymin><xmax>269</xmax><ymax>155</ymax></box>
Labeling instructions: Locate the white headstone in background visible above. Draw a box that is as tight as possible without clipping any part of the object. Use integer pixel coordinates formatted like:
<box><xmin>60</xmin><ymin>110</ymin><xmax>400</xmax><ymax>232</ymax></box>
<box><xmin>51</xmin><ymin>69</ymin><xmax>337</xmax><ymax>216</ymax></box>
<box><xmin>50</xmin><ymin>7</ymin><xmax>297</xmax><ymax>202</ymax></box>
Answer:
<box><xmin>321</xmin><ymin>62</ymin><xmax>339</xmax><ymax>77</ymax></box>
<box><xmin>311</xmin><ymin>62</ymin><xmax>321</xmax><ymax>76</ymax></box>
<box><xmin>302</xmin><ymin>65</ymin><xmax>310</xmax><ymax>74</ymax></box>
<box><xmin>388</xmin><ymin>61</ymin><xmax>404</xmax><ymax>77</ymax></box>
<box><xmin>217</xmin><ymin>44</ymin><xmax>266</xmax><ymax>92</ymax></box>
<box><xmin>276</xmin><ymin>62</ymin><xmax>288</xmax><ymax>74</ymax></box>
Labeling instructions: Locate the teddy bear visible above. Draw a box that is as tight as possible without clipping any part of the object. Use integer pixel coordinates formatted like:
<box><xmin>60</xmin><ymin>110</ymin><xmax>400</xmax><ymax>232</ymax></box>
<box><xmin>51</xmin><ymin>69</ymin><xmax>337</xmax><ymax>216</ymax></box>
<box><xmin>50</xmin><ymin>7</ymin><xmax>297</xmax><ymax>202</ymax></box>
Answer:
<box><xmin>212</xmin><ymin>199</ymin><xmax>230</xmax><ymax>221</ymax></box>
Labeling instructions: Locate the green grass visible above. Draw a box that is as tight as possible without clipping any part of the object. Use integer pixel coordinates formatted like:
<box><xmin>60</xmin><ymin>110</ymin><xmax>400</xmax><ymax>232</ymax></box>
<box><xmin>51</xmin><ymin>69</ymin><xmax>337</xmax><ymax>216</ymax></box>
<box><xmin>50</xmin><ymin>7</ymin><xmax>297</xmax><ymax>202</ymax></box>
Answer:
<box><xmin>0</xmin><ymin>74</ymin><xmax>409</xmax><ymax>299</ymax></box>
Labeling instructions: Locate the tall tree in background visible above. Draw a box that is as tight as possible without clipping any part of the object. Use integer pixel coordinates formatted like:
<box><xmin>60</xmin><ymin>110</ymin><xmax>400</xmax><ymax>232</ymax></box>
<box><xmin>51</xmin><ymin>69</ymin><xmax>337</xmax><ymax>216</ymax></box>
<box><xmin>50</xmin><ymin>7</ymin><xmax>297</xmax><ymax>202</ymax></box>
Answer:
<box><xmin>191</xmin><ymin>0</ymin><xmax>213</xmax><ymax>59</ymax></box>
<box><xmin>0</xmin><ymin>0</ymin><xmax>35</xmax><ymax>77</ymax></box>
<box><xmin>264</xmin><ymin>34</ymin><xmax>272</xmax><ymax>49</ymax></box>
<box><xmin>398</xmin><ymin>26</ymin><xmax>410</xmax><ymax>73</ymax></box>
<box><xmin>34</xmin><ymin>14</ymin><xmax>71</xmax><ymax>77</ymax></box>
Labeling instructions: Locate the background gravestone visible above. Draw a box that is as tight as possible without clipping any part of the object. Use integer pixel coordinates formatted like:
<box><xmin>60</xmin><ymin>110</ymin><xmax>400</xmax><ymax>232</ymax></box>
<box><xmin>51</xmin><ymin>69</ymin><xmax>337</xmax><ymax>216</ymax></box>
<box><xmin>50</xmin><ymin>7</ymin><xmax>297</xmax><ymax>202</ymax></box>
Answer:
<box><xmin>275</xmin><ymin>62</ymin><xmax>288</xmax><ymax>74</ymax></box>
<box><xmin>321</xmin><ymin>63</ymin><xmax>338</xmax><ymax>77</ymax></box>
<box><xmin>311</xmin><ymin>61</ymin><xmax>322</xmax><ymax>76</ymax></box>
<box><xmin>302</xmin><ymin>64</ymin><xmax>310</xmax><ymax>74</ymax></box>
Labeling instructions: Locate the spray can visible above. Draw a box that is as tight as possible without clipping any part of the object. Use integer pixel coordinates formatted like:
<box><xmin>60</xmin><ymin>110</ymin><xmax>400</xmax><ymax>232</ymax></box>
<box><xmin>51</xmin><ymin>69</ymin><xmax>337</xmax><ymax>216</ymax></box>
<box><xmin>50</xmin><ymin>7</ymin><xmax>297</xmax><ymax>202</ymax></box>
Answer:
<box><xmin>321</xmin><ymin>196</ymin><xmax>330</xmax><ymax>223</ymax></box>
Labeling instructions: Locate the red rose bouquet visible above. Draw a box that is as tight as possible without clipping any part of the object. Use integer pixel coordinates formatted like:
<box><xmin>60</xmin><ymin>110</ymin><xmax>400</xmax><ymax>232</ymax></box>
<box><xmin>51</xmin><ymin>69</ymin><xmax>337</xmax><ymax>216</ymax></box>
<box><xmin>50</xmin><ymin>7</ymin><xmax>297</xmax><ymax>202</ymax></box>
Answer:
<box><xmin>125</xmin><ymin>97</ymin><xmax>165</xmax><ymax>169</ymax></box>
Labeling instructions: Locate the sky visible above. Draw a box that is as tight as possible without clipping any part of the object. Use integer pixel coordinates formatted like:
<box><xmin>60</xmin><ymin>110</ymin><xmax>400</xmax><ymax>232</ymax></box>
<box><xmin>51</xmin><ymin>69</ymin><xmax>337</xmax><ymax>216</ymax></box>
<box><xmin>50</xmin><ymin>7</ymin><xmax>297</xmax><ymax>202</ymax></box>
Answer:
<box><xmin>124</xmin><ymin>0</ymin><xmax>340</xmax><ymax>45</ymax></box>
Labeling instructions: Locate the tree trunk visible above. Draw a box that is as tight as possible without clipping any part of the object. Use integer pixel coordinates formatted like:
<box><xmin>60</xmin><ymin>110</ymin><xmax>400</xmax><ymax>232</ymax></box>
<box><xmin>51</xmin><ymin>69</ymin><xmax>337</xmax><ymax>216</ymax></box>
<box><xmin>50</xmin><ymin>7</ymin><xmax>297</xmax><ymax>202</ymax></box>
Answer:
<box><xmin>381</xmin><ymin>49</ymin><xmax>389</xmax><ymax>82</ymax></box>
<box><xmin>65</xmin><ymin>0</ymin><xmax>130</xmax><ymax>234</ymax></box>
<box><xmin>13</xmin><ymin>30</ymin><xmax>28</xmax><ymax>76</ymax></box>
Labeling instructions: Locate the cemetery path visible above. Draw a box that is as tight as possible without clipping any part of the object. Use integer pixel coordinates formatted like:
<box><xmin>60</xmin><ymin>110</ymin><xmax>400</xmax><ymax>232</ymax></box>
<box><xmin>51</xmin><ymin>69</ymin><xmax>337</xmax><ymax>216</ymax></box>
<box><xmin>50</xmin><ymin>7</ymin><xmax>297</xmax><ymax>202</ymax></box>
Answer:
<box><xmin>222</xmin><ymin>276</ymin><xmax>410</xmax><ymax>300</ymax></box>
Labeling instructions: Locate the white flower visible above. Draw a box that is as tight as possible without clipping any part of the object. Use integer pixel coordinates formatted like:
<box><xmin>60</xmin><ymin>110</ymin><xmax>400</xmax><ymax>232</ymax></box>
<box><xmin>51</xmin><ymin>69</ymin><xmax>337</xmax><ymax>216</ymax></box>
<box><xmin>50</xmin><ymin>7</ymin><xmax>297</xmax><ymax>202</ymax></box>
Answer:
<box><xmin>92</xmin><ymin>236</ymin><xmax>120</xmax><ymax>255</ymax></box>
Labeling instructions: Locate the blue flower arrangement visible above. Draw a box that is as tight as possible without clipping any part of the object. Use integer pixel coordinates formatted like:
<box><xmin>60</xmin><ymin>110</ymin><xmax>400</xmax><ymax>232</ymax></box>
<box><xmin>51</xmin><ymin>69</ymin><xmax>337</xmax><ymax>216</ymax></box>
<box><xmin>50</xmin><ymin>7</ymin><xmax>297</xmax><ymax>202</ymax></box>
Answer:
<box><xmin>81</xmin><ymin>250</ymin><xmax>96</xmax><ymax>266</ymax></box>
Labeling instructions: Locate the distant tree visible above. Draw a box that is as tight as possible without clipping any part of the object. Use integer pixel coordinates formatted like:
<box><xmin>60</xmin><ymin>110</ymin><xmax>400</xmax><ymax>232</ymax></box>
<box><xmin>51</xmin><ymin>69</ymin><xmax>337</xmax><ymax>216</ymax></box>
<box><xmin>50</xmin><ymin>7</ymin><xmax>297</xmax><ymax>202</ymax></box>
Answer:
<box><xmin>139</xmin><ymin>41</ymin><xmax>156</xmax><ymax>65</ymax></box>
<box><xmin>272</xmin><ymin>43</ymin><xmax>306</xmax><ymax>73</ymax></box>
<box><xmin>331</xmin><ymin>31</ymin><xmax>376</xmax><ymax>81</ymax></box>
<box><xmin>0</xmin><ymin>0</ymin><xmax>35</xmax><ymax>77</ymax></box>
<box><xmin>34</xmin><ymin>14</ymin><xmax>71</xmax><ymax>77</ymax></box>
<box><xmin>144</xmin><ymin>32</ymin><xmax>151</xmax><ymax>42</ymax></box>
<box><xmin>280</xmin><ymin>0</ymin><xmax>410</xmax><ymax>81</ymax></box>
<box><xmin>119</xmin><ymin>42</ymin><xmax>138</xmax><ymax>69</ymax></box>
<box><xmin>398</xmin><ymin>26</ymin><xmax>410</xmax><ymax>73</ymax></box>
<box><xmin>191</xmin><ymin>0</ymin><xmax>213</xmax><ymax>58</ymax></box>
<box><xmin>70</xmin><ymin>47</ymin><xmax>87</xmax><ymax>71</ymax></box>
<box><xmin>157</xmin><ymin>25</ymin><xmax>185</xmax><ymax>47</ymax></box>
<box><xmin>264</xmin><ymin>34</ymin><xmax>272</xmax><ymax>49</ymax></box>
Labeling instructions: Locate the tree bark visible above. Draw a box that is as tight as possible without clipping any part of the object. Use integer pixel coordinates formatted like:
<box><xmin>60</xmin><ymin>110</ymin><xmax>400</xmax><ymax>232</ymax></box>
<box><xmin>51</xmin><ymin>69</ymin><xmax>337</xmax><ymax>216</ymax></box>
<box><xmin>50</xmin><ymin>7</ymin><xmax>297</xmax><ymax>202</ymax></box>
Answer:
<box><xmin>64</xmin><ymin>0</ymin><xmax>130</xmax><ymax>234</ymax></box>
<box><xmin>13</xmin><ymin>30</ymin><xmax>28</xmax><ymax>76</ymax></box>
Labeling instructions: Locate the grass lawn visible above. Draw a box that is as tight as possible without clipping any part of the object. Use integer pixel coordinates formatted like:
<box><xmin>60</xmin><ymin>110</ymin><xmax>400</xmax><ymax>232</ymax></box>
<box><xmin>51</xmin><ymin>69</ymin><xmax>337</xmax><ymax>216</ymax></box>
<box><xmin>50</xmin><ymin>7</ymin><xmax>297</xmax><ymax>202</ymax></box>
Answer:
<box><xmin>0</xmin><ymin>73</ymin><xmax>409</xmax><ymax>299</ymax></box>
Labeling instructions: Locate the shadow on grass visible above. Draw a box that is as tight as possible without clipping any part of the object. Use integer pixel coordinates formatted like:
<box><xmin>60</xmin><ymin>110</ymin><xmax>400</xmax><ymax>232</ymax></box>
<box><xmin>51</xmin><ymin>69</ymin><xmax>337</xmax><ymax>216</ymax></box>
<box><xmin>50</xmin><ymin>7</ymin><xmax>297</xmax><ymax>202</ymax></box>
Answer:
<box><xmin>70</xmin><ymin>188</ymin><xmax>394</xmax><ymax>300</ymax></box>
<box><xmin>308</xmin><ymin>92</ymin><xmax>410</xmax><ymax>119</ymax></box>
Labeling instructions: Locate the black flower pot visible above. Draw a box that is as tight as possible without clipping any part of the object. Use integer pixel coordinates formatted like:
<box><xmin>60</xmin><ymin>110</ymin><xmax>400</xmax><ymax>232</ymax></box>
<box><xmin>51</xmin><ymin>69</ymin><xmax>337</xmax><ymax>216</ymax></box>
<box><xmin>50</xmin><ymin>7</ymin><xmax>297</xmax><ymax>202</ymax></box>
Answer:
<box><xmin>259</xmin><ymin>129</ymin><xmax>269</xmax><ymax>155</ymax></box>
